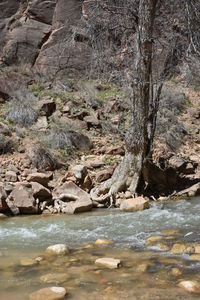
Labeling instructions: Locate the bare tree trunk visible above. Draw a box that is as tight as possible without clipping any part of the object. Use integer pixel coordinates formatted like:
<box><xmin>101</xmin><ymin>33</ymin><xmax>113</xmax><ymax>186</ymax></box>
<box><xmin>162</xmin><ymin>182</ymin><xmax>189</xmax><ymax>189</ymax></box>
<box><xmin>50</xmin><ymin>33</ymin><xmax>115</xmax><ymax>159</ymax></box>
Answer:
<box><xmin>90</xmin><ymin>0</ymin><xmax>158</xmax><ymax>203</ymax></box>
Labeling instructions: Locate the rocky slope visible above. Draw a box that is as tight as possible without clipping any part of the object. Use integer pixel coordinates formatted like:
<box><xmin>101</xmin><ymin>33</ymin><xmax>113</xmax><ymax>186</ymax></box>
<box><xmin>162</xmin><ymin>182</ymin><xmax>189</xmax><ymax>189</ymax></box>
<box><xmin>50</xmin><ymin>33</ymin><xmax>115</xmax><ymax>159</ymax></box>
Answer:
<box><xmin>0</xmin><ymin>1</ymin><xmax>200</xmax><ymax>216</ymax></box>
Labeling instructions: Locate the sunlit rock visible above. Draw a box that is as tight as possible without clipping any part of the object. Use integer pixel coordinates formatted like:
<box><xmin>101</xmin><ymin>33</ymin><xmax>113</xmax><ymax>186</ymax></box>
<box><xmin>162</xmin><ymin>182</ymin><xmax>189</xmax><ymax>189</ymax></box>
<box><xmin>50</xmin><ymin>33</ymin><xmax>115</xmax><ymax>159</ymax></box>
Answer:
<box><xmin>171</xmin><ymin>267</ymin><xmax>182</xmax><ymax>277</ymax></box>
<box><xmin>162</xmin><ymin>228</ymin><xmax>180</xmax><ymax>236</ymax></box>
<box><xmin>95</xmin><ymin>239</ymin><xmax>113</xmax><ymax>246</ymax></box>
<box><xmin>194</xmin><ymin>244</ymin><xmax>200</xmax><ymax>254</ymax></box>
<box><xmin>145</xmin><ymin>236</ymin><xmax>163</xmax><ymax>246</ymax></box>
<box><xmin>29</xmin><ymin>286</ymin><xmax>67</xmax><ymax>300</ymax></box>
<box><xmin>190</xmin><ymin>254</ymin><xmax>200</xmax><ymax>261</ymax></box>
<box><xmin>95</xmin><ymin>257</ymin><xmax>121</xmax><ymax>269</ymax></box>
<box><xmin>171</xmin><ymin>243</ymin><xmax>195</xmax><ymax>254</ymax></box>
<box><xmin>45</xmin><ymin>244</ymin><xmax>70</xmax><ymax>256</ymax></box>
<box><xmin>178</xmin><ymin>281</ymin><xmax>200</xmax><ymax>294</ymax></box>
<box><xmin>120</xmin><ymin>197</ymin><xmax>150</xmax><ymax>212</ymax></box>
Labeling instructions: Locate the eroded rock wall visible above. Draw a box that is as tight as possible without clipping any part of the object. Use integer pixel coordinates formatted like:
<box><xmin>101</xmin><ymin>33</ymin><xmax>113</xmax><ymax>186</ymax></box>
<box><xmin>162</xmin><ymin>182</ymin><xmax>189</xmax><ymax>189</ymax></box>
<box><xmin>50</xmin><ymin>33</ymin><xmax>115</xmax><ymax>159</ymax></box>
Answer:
<box><xmin>0</xmin><ymin>0</ymin><xmax>91</xmax><ymax>77</ymax></box>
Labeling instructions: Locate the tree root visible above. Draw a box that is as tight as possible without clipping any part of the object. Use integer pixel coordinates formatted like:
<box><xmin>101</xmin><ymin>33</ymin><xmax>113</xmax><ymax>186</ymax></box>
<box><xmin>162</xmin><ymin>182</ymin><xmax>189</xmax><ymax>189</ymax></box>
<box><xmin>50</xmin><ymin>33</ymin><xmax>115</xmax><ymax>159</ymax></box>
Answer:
<box><xmin>90</xmin><ymin>152</ymin><xmax>143</xmax><ymax>205</ymax></box>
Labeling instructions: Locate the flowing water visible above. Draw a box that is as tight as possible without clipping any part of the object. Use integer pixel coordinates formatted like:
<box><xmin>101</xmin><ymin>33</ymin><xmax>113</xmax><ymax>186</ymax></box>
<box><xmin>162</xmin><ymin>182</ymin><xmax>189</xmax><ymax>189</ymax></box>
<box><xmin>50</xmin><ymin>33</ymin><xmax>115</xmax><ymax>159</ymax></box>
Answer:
<box><xmin>0</xmin><ymin>197</ymin><xmax>200</xmax><ymax>299</ymax></box>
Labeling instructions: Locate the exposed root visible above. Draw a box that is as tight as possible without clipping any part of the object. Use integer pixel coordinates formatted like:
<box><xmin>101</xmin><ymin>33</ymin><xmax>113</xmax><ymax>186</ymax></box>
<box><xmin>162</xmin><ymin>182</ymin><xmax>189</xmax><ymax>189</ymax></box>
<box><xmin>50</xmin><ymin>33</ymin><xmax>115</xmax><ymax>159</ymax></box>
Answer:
<box><xmin>90</xmin><ymin>152</ymin><xmax>143</xmax><ymax>205</ymax></box>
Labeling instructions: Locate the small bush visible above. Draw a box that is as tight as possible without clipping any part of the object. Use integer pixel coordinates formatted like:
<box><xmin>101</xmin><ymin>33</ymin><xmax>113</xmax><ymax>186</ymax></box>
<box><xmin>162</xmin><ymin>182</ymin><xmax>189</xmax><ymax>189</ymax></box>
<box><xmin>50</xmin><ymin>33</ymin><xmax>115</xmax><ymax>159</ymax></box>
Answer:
<box><xmin>46</xmin><ymin>126</ymin><xmax>73</xmax><ymax>150</ymax></box>
<box><xmin>6</xmin><ymin>91</ymin><xmax>38</xmax><ymax>127</ymax></box>
<box><xmin>0</xmin><ymin>134</ymin><xmax>14</xmax><ymax>154</ymax></box>
<box><xmin>30</xmin><ymin>145</ymin><xmax>58</xmax><ymax>171</ymax></box>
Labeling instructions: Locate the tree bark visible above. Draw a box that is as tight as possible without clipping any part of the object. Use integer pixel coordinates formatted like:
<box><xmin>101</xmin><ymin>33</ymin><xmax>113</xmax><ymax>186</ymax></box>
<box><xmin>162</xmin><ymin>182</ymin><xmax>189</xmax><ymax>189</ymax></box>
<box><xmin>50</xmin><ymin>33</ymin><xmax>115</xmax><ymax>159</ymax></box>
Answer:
<box><xmin>90</xmin><ymin>0</ymin><xmax>158</xmax><ymax>203</ymax></box>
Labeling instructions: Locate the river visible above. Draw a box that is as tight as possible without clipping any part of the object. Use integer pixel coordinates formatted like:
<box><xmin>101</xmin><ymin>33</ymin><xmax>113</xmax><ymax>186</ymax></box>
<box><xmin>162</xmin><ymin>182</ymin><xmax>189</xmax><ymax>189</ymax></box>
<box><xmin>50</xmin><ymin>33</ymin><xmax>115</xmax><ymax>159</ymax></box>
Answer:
<box><xmin>0</xmin><ymin>197</ymin><xmax>199</xmax><ymax>299</ymax></box>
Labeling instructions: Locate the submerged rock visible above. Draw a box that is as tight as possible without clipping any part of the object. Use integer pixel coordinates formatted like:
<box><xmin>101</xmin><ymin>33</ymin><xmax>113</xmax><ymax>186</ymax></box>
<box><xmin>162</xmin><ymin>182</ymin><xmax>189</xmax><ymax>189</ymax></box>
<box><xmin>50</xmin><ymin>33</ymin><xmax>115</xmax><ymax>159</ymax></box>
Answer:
<box><xmin>29</xmin><ymin>287</ymin><xmax>67</xmax><ymax>300</ymax></box>
<box><xmin>190</xmin><ymin>254</ymin><xmax>200</xmax><ymax>261</ymax></box>
<box><xmin>120</xmin><ymin>197</ymin><xmax>150</xmax><ymax>212</ymax></box>
<box><xmin>145</xmin><ymin>236</ymin><xmax>163</xmax><ymax>246</ymax></box>
<box><xmin>171</xmin><ymin>267</ymin><xmax>182</xmax><ymax>277</ymax></box>
<box><xmin>46</xmin><ymin>244</ymin><xmax>70</xmax><ymax>256</ymax></box>
<box><xmin>20</xmin><ymin>258</ymin><xmax>38</xmax><ymax>267</ymax></box>
<box><xmin>95</xmin><ymin>257</ymin><xmax>121</xmax><ymax>269</ymax></box>
<box><xmin>178</xmin><ymin>280</ymin><xmax>200</xmax><ymax>294</ymax></box>
<box><xmin>162</xmin><ymin>228</ymin><xmax>180</xmax><ymax>236</ymax></box>
<box><xmin>171</xmin><ymin>243</ymin><xmax>195</xmax><ymax>254</ymax></box>
<box><xmin>40</xmin><ymin>273</ymin><xmax>70</xmax><ymax>284</ymax></box>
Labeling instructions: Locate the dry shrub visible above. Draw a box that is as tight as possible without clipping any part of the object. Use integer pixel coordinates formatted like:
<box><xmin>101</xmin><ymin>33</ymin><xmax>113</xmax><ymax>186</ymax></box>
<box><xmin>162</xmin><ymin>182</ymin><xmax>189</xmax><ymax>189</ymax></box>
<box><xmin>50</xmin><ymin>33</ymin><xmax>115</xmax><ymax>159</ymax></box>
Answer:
<box><xmin>6</xmin><ymin>90</ymin><xmax>38</xmax><ymax>127</ymax></box>
<box><xmin>0</xmin><ymin>134</ymin><xmax>14</xmax><ymax>154</ymax></box>
<box><xmin>30</xmin><ymin>145</ymin><xmax>58</xmax><ymax>171</ymax></box>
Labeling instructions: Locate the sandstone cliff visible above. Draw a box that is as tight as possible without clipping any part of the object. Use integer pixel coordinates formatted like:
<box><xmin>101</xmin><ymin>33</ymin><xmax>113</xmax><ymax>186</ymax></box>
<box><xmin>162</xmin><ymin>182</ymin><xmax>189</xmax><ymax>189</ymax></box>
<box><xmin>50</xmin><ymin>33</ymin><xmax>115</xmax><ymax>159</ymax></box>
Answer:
<box><xmin>0</xmin><ymin>0</ymin><xmax>90</xmax><ymax>77</ymax></box>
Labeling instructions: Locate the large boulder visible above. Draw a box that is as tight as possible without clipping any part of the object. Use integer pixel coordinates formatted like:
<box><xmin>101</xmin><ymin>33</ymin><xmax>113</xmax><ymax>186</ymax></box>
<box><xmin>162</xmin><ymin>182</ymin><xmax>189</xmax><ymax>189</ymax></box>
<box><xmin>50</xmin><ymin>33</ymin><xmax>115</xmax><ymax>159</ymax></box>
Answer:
<box><xmin>53</xmin><ymin>181</ymin><xmax>93</xmax><ymax>214</ymax></box>
<box><xmin>6</xmin><ymin>184</ymin><xmax>38</xmax><ymax>214</ymax></box>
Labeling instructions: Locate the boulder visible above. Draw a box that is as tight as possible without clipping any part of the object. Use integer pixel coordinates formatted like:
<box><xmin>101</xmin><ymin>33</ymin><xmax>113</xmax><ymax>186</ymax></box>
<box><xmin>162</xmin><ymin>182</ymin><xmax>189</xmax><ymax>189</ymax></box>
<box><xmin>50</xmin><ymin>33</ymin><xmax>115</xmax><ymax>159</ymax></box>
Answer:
<box><xmin>27</xmin><ymin>172</ymin><xmax>53</xmax><ymax>186</ymax></box>
<box><xmin>31</xmin><ymin>182</ymin><xmax>52</xmax><ymax>200</ymax></box>
<box><xmin>70</xmin><ymin>131</ymin><xmax>93</xmax><ymax>151</ymax></box>
<box><xmin>5</xmin><ymin>170</ymin><xmax>17</xmax><ymax>182</ymax></box>
<box><xmin>53</xmin><ymin>182</ymin><xmax>93</xmax><ymax>214</ymax></box>
<box><xmin>6</xmin><ymin>184</ymin><xmax>38</xmax><ymax>214</ymax></box>
<box><xmin>29</xmin><ymin>287</ymin><xmax>67</xmax><ymax>300</ymax></box>
<box><xmin>95</xmin><ymin>257</ymin><xmax>121</xmax><ymax>269</ymax></box>
<box><xmin>45</xmin><ymin>244</ymin><xmax>70</xmax><ymax>256</ymax></box>
<box><xmin>120</xmin><ymin>197</ymin><xmax>150</xmax><ymax>212</ymax></box>
<box><xmin>178</xmin><ymin>281</ymin><xmax>200</xmax><ymax>294</ymax></box>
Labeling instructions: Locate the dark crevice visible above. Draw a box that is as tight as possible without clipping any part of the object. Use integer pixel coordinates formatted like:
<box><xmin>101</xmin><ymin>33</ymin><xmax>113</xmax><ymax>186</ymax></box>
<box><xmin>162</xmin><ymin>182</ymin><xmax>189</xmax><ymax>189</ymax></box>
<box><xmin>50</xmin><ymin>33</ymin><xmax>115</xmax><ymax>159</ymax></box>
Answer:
<box><xmin>32</xmin><ymin>30</ymin><xmax>52</xmax><ymax>67</ymax></box>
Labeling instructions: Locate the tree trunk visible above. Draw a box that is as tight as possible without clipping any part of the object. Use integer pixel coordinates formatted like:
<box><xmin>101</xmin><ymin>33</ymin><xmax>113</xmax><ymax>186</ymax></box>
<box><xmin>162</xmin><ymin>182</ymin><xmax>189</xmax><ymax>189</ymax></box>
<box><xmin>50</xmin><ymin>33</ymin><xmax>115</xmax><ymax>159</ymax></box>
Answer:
<box><xmin>90</xmin><ymin>0</ymin><xmax>158</xmax><ymax>203</ymax></box>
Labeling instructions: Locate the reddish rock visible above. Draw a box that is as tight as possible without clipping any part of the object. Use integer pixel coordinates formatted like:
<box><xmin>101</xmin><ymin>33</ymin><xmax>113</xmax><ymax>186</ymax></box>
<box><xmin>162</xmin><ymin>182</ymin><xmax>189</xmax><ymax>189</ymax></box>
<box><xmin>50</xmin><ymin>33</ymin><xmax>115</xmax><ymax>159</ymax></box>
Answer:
<box><xmin>96</xmin><ymin>168</ymin><xmax>114</xmax><ymax>183</ymax></box>
<box><xmin>31</xmin><ymin>182</ymin><xmax>52</xmax><ymax>200</ymax></box>
<box><xmin>27</xmin><ymin>172</ymin><xmax>53</xmax><ymax>186</ymax></box>
<box><xmin>6</xmin><ymin>185</ymin><xmax>38</xmax><ymax>214</ymax></box>
<box><xmin>53</xmin><ymin>181</ymin><xmax>93</xmax><ymax>214</ymax></box>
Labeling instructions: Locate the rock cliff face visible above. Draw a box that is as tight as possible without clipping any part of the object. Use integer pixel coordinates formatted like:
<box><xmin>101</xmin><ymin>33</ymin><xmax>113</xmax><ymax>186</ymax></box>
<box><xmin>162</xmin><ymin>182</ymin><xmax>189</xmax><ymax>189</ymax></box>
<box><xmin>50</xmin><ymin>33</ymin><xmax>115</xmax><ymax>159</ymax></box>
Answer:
<box><xmin>0</xmin><ymin>0</ymin><xmax>91</xmax><ymax>77</ymax></box>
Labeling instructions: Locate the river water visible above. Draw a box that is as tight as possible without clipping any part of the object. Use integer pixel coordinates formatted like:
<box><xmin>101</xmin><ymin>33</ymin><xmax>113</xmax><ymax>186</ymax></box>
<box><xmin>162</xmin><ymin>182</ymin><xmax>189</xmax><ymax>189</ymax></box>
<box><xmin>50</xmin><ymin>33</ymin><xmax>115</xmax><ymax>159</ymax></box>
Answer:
<box><xmin>0</xmin><ymin>197</ymin><xmax>200</xmax><ymax>299</ymax></box>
